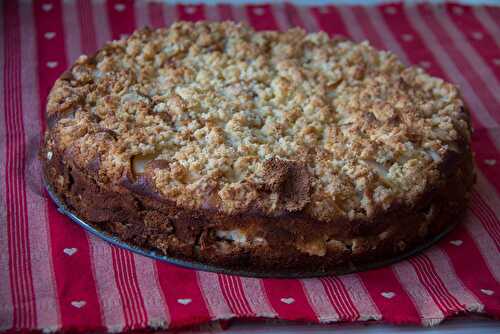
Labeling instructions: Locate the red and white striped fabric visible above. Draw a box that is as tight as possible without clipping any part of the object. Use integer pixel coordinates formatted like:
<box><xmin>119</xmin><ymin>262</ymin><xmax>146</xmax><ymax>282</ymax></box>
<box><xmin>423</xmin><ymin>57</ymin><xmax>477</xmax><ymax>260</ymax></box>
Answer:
<box><xmin>1</xmin><ymin>1</ymin><xmax>499</xmax><ymax>332</ymax></box>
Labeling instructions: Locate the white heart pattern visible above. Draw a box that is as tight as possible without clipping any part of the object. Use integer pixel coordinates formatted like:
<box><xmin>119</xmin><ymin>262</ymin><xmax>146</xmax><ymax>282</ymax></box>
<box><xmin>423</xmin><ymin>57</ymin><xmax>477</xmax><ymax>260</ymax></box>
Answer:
<box><xmin>177</xmin><ymin>298</ymin><xmax>192</xmax><ymax>305</ymax></box>
<box><xmin>63</xmin><ymin>248</ymin><xmax>77</xmax><ymax>256</ymax></box>
<box><xmin>420</xmin><ymin>61</ymin><xmax>431</xmax><ymax>69</ymax></box>
<box><xmin>385</xmin><ymin>6</ymin><xmax>397</xmax><ymax>15</ymax></box>
<box><xmin>452</xmin><ymin>6</ymin><xmax>464</xmax><ymax>15</ymax></box>
<box><xmin>42</xmin><ymin>3</ymin><xmax>53</xmax><ymax>12</ymax></box>
<box><xmin>253</xmin><ymin>7</ymin><xmax>265</xmax><ymax>16</ymax></box>
<box><xmin>184</xmin><ymin>6</ymin><xmax>197</xmax><ymax>15</ymax></box>
<box><xmin>44</xmin><ymin>32</ymin><xmax>56</xmax><ymax>40</ymax></box>
<box><xmin>481</xmin><ymin>289</ymin><xmax>494</xmax><ymax>296</ymax></box>
<box><xmin>381</xmin><ymin>291</ymin><xmax>396</xmax><ymax>299</ymax></box>
<box><xmin>449</xmin><ymin>240</ymin><xmax>463</xmax><ymax>246</ymax></box>
<box><xmin>46</xmin><ymin>61</ymin><xmax>58</xmax><ymax>68</ymax></box>
<box><xmin>472</xmin><ymin>32</ymin><xmax>484</xmax><ymax>40</ymax></box>
<box><xmin>402</xmin><ymin>34</ymin><xmax>413</xmax><ymax>42</ymax></box>
<box><xmin>280</xmin><ymin>297</ymin><xmax>295</xmax><ymax>304</ymax></box>
<box><xmin>71</xmin><ymin>300</ymin><xmax>86</xmax><ymax>308</ymax></box>
<box><xmin>114</xmin><ymin>3</ymin><xmax>126</xmax><ymax>12</ymax></box>
<box><xmin>484</xmin><ymin>159</ymin><xmax>497</xmax><ymax>166</ymax></box>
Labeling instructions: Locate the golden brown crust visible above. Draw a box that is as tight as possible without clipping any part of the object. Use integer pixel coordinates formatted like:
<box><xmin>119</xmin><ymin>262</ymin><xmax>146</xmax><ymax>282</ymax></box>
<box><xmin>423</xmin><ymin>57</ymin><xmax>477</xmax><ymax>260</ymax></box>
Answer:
<box><xmin>42</xmin><ymin>22</ymin><xmax>474</xmax><ymax>274</ymax></box>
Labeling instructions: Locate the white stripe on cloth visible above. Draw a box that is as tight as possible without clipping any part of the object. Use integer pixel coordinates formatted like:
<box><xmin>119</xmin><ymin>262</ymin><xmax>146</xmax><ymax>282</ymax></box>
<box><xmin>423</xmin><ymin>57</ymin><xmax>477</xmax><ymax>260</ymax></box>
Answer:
<box><xmin>472</xmin><ymin>193</ymin><xmax>500</xmax><ymax>247</ymax></box>
<box><xmin>336</xmin><ymin>6</ymin><xmax>364</xmax><ymax>42</ymax></box>
<box><xmin>404</xmin><ymin>3</ymin><xmax>498</xmax><ymax>129</ymax></box>
<box><xmin>434</xmin><ymin>5</ymin><xmax>500</xmax><ymax>105</ymax></box>
<box><xmin>340</xmin><ymin>274</ymin><xmax>382</xmax><ymax>321</ymax></box>
<box><xmin>197</xmin><ymin>271</ymin><xmax>234</xmax><ymax>319</ymax></box>
<box><xmin>321</xmin><ymin>277</ymin><xmax>358</xmax><ymax>321</ymax></box>
<box><xmin>89</xmin><ymin>238</ymin><xmax>126</xmax><ymax>333</ymax></box>
<box><xmin>362</xmin><ymin>6</ymin><xmax>410</xmax><ymax>64</ymax></box>
<box><xmin>4</xmin><ymin>1</ymin><xmax>36</xmax><ymax>328</ymax></box>
<box><xmin>133</xmin><ymin>256</ymin><xmax>171</xmax><ymax>329</ymax></box>
<box><xmin>0</xmin><ymin>1</ymin><xmax>13</xmax><ymax>330</ymax></box>
<box><xmin>134</xmin><ymin>0</ymin><xmax>150</xmax><ymax>29</ymax></box>
<box><xmin>21</xmin><ymin>0</ymin><xmax>61</xmax><ymax>331</ymax></box>
<box><xmin>230</xmin><ymin>4</ymin><xmax>250</xmax><ymax>24</ymax></box>
<box><xmin>410</xmin><ymin>256</ymin><xmax>462</xmax><ymax>313</ymax></box>
<box><xmin>271</xmin><ymin>3</ymin><xmax>290</xmax><ymax>31</ymax></box>
<box><xmin>204</xmin><ymin>4</ymin><xmax>219</xmax><ymax>22</ymax></box>
<box><xmin>393</xmin><ymin>261</ymin><xmax>445</xmax><ymax>326</ymax></box>
<box><xmin>473</xmin><ymin>6</ymin><xmax>500</xmax><ymax>48</ymax></box>
<box><xmin>301</xmin><ymin>279</ymin><xmax>340</xmax><ymax>322</ymax></box>
<box><xmin>217</xmin><ymin>274</ymin><xmax>247</xmax><ymax>315</ymax></box>
<box><xmin>466</xmin><ymin>214</ymin><xmax>500</xmax><ymax>282</ymax></box>
<box><xmin>426</xmin><ymin>249</ymin><xmax>484</xmax><ymax>312</ymax></box>
<box><xmin>92</xmin><ymin>0</ymin><xmax>111</xmax><ymax>49</ymax></box>
<box><xmin>294</xmin><ymin>5</ymin><xmax>320</xmax><ymax>32</ymax></box>
<box><xmin>63</xmin><ymin>0</ymin><xmax>82</xmax><ymax>63</ymax></box>
<box><xmin>113</xmin><ymin>251</ymin><xmax>147</xmax><ymax>327</ymax></box>
<box><xmin>163</xmin><ymin>4</ymin><xmax>178</xmax><ymax>27</ymax></box>
<box><xmin>474</xmin><ymin>172</ymin><xmax>500</xmax><ymax>238</ymax></box>
<box><xmin>240</xmin><ymin>277</ymin><xmax>277</xmax><ymax>318</ymax></box>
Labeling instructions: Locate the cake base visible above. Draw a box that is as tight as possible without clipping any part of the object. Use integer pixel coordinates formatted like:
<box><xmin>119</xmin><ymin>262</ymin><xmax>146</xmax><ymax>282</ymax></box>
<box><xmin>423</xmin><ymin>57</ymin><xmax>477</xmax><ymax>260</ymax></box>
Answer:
<box><xmin>44</xmin><ymin>180</ymin><xmax>461</xmax><ymax>278</ymax></box>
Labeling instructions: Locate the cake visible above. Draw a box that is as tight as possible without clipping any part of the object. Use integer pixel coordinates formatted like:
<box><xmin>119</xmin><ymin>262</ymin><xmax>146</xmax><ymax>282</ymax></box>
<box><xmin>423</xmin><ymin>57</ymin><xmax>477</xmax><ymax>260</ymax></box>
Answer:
<box><xmin>41</xmin><ymin>21</ymin><xmax>474</xmax><ymax>275</ymax></box>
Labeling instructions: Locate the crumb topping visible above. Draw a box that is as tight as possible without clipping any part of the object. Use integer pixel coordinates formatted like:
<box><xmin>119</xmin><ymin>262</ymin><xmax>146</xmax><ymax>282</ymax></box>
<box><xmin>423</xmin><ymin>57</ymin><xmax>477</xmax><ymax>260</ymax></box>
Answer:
<box><xmin>46</xmin><ymin>21</ymin><xmax>470</xmax><ymax>220</ymax></box>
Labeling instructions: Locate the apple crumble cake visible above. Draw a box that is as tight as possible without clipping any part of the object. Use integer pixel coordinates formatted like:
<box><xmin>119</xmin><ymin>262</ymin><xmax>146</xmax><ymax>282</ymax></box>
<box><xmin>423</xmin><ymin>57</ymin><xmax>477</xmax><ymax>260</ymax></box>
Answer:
<box><xmin>41</xmin><ymin>21</ymin><xmax>474</xmax><ymax>275</ymax></box>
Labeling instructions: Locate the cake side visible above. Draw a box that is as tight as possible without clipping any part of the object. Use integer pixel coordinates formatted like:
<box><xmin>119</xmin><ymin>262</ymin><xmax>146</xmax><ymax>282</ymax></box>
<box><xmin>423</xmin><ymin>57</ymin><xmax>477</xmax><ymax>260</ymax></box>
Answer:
<box><xmin>41</xmin><ymin>119</ymin><xmax>474</xmax><ymax>274</ymax></box>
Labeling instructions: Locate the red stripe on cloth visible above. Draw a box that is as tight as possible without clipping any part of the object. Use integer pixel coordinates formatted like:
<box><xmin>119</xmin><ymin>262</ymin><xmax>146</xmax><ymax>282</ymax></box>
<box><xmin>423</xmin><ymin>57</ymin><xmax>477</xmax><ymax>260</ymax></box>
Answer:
<box><xmin>440</xmin><ymin>224</ymin><xmax>499</xmax><ymax>314</ymax></box>
<box><xmin>484</xmin><ymin>5</ymin><xmax>500</xmax><ymax>27</ymax></box>
<box><xmin>177</xmin><ymin>4</ymin><xmax>206</xmax><ymax>22</ymax></box>
<box><xmin>414</xmin><ymin>4</ymin><xmax>500</xmax><ymax>125</ymax></box>
<box><xmin>410</xmin><ymin>256</ymin><xmax>464</xmax><ymax>314</ymax></box>
<box><xmin>148</xmin><ymin>2</ymin><xmax>166</xmax><ymax>29</ymax></box>
<box><xmin>471</xmin><ymin>129</ymin><xmax>500</xmax><ymax>194</ymax></box>
<box><xmin>473</xmin><ymin>6</ymin><xmax>500</xmax><ymax>48</ymax></box>
<box><xmin>284</xmin><ymin>3</ymin><xmax>319</xmax><ymax>32</ymax></box>
<box><xmin>156</xmin><ymin>264</ymin><xmax>211</xmax><ymax>329</ymax></box>
<box><xmin>111</xmin><ymin>250</ymin><xmax>147</xmax><ymax>329</ymax></box>
<box><xmin>262</xmin><ymin>279</ymin><xmax>317</xmax><ymax>322</ymax></box>
<box><xmin>106</xmin><ymin>0</ymin><xmax>136</xmax><ymax>40</ymax></box>
<box><xmin>239</xmin><ymin>278</ymin><xmax>277</xmax><ymax>317</ymax></box>
<box><xmin>445</xmin><ymin>4</ymin><xmax>500</xmax><ymax>78</ymax></box>
<box><xmin>0</xmin><ymin>2</ymin><xmax>13</xmax><ymax>330</ymax></box>
<box><xmin>320</xmin><ymin>277</ymin><xmax>359</xmax><ymax>321</ymax></box>
<box><xmin>360</xmin><ymin>267</ymin><xmax>421</xmax><ymax>324</ymax></box>
<box><xmin>376</xmin><ymin>3</ymin><xmax>500</xmax><ymax>195</ymax></box>
<box><xmin>283</xmin><ymin>3</ymin><xmax>304</xmax><ymax>29</ymax></box>
<box><xmin>245</xmin><ymin>5</ymin><xmax>279</xmax><ymax>31</ymax></box>
<box><xmin>33</xmin><ymin>0</ymin><xmax>103</xmax><ymax>330</ymax></box>
<box><xmin>218</xmin><ymin>275</ymin><xmax>253</xmax><ymax>316</ymax></box>
<box><xmin>310</xmin><ymin>6</ymin><xmax>349</xmax><ymax>37</ymax></box>
<box><xmin>430</xmin><ymin>4</ymin><xmax>500</xmax><ymax>104</ymax></box>
<box><xmin>425</xmin><ymin>249</ymin><xmax>483</xmax><ymax>312</ymax></box>
<box><xmin>3</xmin><ymin>0</ymin><xmax>37</xmax><ymax>329</ymax></box>
<box><xmin>471</xmin><ymin>192</ymin><xmax>500</xmax><ymax>248</ymax></box>
<box><xmin>387</xmin><ymin>4</ymin><xmax>499</xmax><ymax>128</ymax></box>
<box><xmin>466</xmin><ymin>212</ymin><xmax>500</xmax><ymax>282</ymax></box>
<box><xmin>350</xmin><ymin>6</ymin><xmax>385</xmax><ymax>49</ymax></box>
<box><xmin>301</xmin><ymin>279</ymin><xmax>340</xmax><ymax>322</ymax></box>
<box><xmin>217</xmin><ymin>4</ymin><xmax>234</xmax><ymax>21</ymax></box>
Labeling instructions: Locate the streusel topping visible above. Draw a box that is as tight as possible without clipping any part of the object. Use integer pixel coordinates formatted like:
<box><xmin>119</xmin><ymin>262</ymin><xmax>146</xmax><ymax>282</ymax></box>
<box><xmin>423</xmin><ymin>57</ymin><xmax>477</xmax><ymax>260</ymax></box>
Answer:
<box><xmin>46</xmin><ymin>21</ymin><xmax>470</xmax><ymax>220</ymax></box>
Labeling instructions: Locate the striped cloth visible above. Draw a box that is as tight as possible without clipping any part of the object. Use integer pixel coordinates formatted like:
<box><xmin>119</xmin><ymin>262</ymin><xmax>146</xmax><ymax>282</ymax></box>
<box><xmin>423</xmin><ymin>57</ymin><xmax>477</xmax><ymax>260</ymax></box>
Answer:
<box><xmin>1</xmin><ymin>0</ymin><xmax>499</xmax><ymax>332</ymax></box>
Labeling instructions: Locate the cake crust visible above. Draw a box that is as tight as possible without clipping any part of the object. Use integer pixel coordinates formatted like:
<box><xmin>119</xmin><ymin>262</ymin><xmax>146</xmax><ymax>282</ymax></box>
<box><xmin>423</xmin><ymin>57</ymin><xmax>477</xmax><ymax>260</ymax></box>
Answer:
<box><xmin>41</xmin><ymin>22</ymin><xmax>474</xmax><ymax>274</ymax></box>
